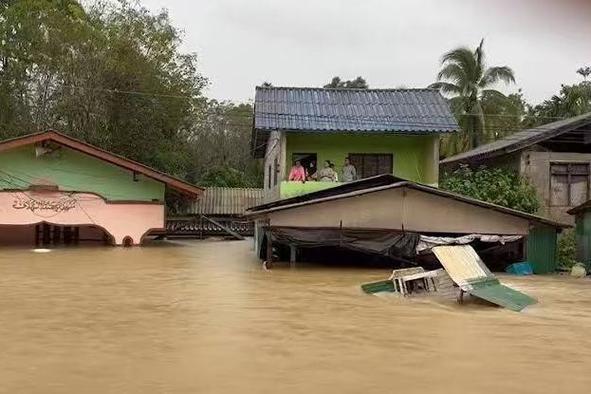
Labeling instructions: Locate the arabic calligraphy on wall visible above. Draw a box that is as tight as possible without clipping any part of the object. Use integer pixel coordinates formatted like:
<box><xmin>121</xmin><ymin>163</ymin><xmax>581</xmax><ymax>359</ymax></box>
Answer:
<box><xmin>12</xmin><ymin>198</ymin><xmax>77</xmax><ymax>213</ymax></box>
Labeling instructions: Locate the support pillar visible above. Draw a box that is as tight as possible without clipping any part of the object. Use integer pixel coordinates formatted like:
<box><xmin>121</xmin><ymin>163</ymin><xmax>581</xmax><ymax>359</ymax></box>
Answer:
<box><xmin>265</xmin><ymin>229</ymin><xmax>273</xmax><ymax>268</ymax></box>
<box><xmin>289</xmin><ymin>244</ymin><xmax>297</xmax><ymax>268</ymax></box>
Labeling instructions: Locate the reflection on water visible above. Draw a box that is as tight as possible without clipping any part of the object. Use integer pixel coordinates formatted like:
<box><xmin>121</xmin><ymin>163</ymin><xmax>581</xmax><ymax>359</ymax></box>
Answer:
<box><xmin>1</xmin><ymin>239</ymin><xmax>590</xmax><ymax>393</ymax></box>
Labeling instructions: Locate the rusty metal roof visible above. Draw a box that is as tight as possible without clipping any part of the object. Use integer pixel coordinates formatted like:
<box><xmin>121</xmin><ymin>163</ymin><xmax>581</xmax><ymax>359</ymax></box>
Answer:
<box><xmin>441</xmin><ymin>112</ymin><xmax>591</xmax><ymax>166</ymax></box>
<box><xmin>191</xmin><ymin>187</ymin><xmax>264</xmax><ymax>216</ymax></box>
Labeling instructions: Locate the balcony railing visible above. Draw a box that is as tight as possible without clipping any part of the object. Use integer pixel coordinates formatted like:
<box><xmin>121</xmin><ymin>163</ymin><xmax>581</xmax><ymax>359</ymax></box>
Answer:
<box><xmin>280</xmin><ymin>181</ymin><xmax>342</xmax><ymax>199</ymax></box>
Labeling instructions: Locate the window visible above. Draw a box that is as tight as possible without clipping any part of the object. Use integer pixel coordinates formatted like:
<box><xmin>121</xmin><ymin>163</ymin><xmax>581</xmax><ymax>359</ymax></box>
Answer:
<box><xmin>291</xmin><ymin>153</ymin><xmax>317</xmax><ymax>179</ymax></box>
<box><xmin>550</xmin><ymin>163</ymin><xmax>589</xmax><ymax>206</ymax></box>
<box><xmin>348</xmin><ymin>154</ymin><xmax>393</xmax><ymax>179</ymax></box>
<box><xmin>267</xmin><ymin>164</ymin><xmax>272</xmax><ymax>189</ymax></box>
<box><xmin>273</xmin><ymin>157</ymin><xmax>278</xmax><ymax>186</ymax></box>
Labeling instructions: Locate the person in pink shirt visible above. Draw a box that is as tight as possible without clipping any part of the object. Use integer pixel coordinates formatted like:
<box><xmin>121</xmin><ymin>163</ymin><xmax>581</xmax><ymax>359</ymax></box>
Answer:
<box><xmin>288</xmin><ymin>160</ymin><xmax>307</xmax><ymax>182</ymax></box>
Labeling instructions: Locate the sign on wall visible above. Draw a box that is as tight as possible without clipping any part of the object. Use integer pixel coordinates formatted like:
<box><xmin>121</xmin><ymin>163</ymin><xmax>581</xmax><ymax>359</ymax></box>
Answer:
<box><xmin>12</xmin><ymin>197</ymin><xmax>77</xmax><ymax>213</ymax></box>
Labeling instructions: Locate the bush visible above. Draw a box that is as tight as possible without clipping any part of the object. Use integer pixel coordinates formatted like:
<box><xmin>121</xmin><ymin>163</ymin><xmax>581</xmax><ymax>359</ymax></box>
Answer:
<box><xmin>440</xmin><ymin>165</ymin><xmax>540</xmax><ymax>214</ymax></box>
<box><xmin>557</xmin><ymin>230</ymin><xmax>579</xmax><ymax>269</ymax></box>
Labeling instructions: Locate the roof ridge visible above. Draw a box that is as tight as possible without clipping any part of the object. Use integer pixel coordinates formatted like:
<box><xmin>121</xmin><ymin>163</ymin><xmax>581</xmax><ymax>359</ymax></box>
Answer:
<box><xmin>255</xmin><ymin>86</ymin><xmax>439</xmax><ymax>92</ymax></box>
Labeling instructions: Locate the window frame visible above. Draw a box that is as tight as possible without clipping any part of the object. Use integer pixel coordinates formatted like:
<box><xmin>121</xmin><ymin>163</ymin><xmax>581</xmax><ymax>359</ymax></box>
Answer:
<box><xmin>348</xmin><ymin>153</ymin><xmax>393</xmax><ymax>179</ymax></box>
<box><xmin>549</xmin><ymin>162</ymin><xmax>590</xmax><ymax>207</ymax></box>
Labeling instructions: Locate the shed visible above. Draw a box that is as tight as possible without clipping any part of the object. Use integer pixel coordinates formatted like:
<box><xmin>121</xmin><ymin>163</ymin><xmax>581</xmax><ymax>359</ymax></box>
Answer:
<box><xmin>190</xmin><ymin>187</ymin><xmax>264</xmax><ymax>217</ymax></box>
<box><xmin>248</xmin><ymin>175</ymin><xmax>569</xmax><ymax>273</ymax></box>
<box><xmin>568</xmin><ymin>201</ymin><xmax>591</xmax><ymax>269</ymax></box>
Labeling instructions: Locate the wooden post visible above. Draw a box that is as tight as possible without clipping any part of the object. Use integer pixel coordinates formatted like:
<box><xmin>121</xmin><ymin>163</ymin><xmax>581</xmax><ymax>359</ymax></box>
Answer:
<box><xmin>265</xmin><ymin>228</ymin><xmax>273</xmax><ymax>267</ymax></box>
<box><xmin>289</xmin><ymin>244</ymin><xmax>297</xmax><ymax>268</ymax></box>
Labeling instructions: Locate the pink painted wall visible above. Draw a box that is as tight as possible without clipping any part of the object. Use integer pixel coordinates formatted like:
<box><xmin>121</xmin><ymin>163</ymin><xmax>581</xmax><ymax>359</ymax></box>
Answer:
<box><xmin>0</xmin><ymin>191</ymin><xmax>164</xmax><ymax>245</ymax></box>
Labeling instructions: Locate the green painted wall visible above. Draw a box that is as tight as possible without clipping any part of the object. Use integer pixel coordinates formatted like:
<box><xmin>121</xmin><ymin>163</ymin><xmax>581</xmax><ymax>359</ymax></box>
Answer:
<box><xmin>0</xmin><ymin>145</ymin><xmax>165</xmax><ymax>201</ymax></box>
<box><xmin>285</xmin><ymin>133</ymin><xmax>438</xmax><ymax>185</ymax></box>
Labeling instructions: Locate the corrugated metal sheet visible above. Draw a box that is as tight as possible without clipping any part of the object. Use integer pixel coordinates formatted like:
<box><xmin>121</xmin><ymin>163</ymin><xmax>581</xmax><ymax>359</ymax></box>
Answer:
<box><xmin>190</xmin><ymin>187</ymin><xmax>264</xmax><ymax>216</ymax></box>
<box><xmin>432</xmin><ymin>245</ymin><xmax>493</xmax><ymax>287</ymax></box>
<box><xmin>527</xmin><ymin>225</ymin><xmax>557</xmax><ymax>274</ymax></box>
<box><xmin>441</xmin><ymin>112</ymin><xmax>591</xmax><ymax>165</ymax></box>
<box><xmin>254</xmin><ymin>87</ymin><xmax>459</xmax><ymax>133</ymax></box>
<box><xmin>468</xmin><ymin>278</ymin><xmax>537</xmax><ymax>312</ymax></box>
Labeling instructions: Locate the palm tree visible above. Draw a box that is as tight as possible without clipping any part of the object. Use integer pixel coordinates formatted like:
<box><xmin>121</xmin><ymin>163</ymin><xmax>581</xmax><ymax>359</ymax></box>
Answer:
<box><xmin>430</xmin><ymin>39</ymin><xmax>515</xmax><ymax>151</ymax></box>
<box><xmin>577</xmin><ymin>66</ymin><xmax>591</xmax><ymax>82</ymax></box>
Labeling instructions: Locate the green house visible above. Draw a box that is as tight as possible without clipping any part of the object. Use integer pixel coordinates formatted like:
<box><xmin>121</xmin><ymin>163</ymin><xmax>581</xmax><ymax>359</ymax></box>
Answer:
<box><xmin>251</xmin><ymin>86</ymin><xmax>459</xmax><ymax>202</ymax></box>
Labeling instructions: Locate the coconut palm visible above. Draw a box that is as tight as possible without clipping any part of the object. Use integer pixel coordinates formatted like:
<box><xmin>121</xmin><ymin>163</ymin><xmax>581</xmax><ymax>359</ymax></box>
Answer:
<box><xmin>577</xmin><ymin>66</ymin><xmax>591</xmax><ymax>82</ymax></box>
<box><xmin>430</xmin><ymin>39</ymin><xmax>515</xmax><ymax>152</ymax></box>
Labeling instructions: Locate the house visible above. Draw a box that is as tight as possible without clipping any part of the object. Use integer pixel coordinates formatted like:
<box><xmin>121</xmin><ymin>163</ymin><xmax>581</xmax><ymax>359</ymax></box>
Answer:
<box><xmin>166</xmin><ymin>187</ymin><xmax>264</xmax><ymax>238</ymax></box>
<box><xmin>0</xmin><ymin>130</ymin><xmax>202</xmax><ymax>246</ymax></box>
<box><xmin>251</xmin><ymin>86</ymin><xmax>459</xmax><ymax>202</ymax></box>
<box><xmin>441</xmin><ymin>112</ymin><xmax>591</xmax><ymax>224</ymax></box>
<box><xmin>247</xmin><ymin>174</ymin><xmax>568</xmax><ymax>274</ymax></box>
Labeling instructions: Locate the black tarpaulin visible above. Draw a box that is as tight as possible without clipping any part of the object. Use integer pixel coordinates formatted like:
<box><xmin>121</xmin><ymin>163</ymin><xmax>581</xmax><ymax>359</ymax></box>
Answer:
<box><xmin>269</xmin><ymin>228</ymin><xmax>420</xmax><ymax>259</ymax></box>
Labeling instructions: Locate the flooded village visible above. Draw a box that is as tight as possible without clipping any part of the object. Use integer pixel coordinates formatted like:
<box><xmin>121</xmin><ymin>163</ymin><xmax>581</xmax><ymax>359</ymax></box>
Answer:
<box><xmin>2</xmin><ymin>0</ymin><xmax>591</xmax><ymax>393</ymax></box>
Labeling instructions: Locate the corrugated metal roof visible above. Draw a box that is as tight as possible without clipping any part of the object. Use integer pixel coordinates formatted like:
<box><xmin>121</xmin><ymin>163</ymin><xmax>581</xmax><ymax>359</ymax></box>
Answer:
<box><xmin>432</xmin><ymin>245</ymin><xmax>492</xmax><ymax>287</ymax></box>
<box><xmin>190</xmin><ymin>187</ymin><xmax>264</xmax><ymax>216</ymax></box>
<box><xmin>247</xmin><ymin>174</ymin><xmax>570</xmax><ymax>229</ymax></box>
<box><xmin>441</xmin><ymin>112</ymin><xmax>591</xmax><ymax>165</ymax></box>
<box><xmin>254</xmin><ymin>87</ymin><xmax>459</xmax><ymax>133</ymax></box>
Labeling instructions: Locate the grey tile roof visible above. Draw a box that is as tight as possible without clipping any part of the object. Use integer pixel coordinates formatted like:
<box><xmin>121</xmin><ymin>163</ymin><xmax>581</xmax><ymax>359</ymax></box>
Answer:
<box><xmin>441</xmin><ymin>112</ymin><xmax>591</xmax><ymax>165</ymax></box>
<box><xmin>254</xmin><ymin>86</ymin><xmax>459</xmax><ymax>133</ymax></box>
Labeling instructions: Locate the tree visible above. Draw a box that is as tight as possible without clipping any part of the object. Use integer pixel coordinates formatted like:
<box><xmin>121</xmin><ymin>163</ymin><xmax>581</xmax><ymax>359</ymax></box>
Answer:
<box><xmin>577</xmin><ymin>66</ymin><xmax>591</xmax><ymax>82</ymax></box>
<box><xmin>524</xmin><ymin>81</ymin><xmax>591</xmax><ymax>128</ymax></box>
<box><xmin>324</xmin><ymin>76</ymin><xmax>368</xmax><ymax>89</ymax></box>
<box><xmin>430</xmin><ymin>39</ymin><xmax>516</xmax><ymax>153</ymax></box>
<box><xmin>187</xmin><ymin>100</ymin><xmax>262</xmax><ymax>187</ymax></box>
<box><xmin>0</xmin><ymin>0</ymin><xmax>207</xmax><ymax>178</ymax></box>
<box><xmin>440</xmin><ymin>166</ymin><xmax>540</xmax><ymax>214</ymax></box>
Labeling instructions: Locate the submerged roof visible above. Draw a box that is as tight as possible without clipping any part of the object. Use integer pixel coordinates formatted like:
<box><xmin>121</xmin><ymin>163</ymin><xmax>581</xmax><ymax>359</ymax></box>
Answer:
<box><xmin>190</xmin><ymin>187</ymin><xmax>264</xmax><ymax>216</ymax></box>
<box><xmin>248</xmin><ymin>174</ymin><xmax>569</xmax><ymax>229</ymax></box>
<box><xmin>254</xmin><ymin>86</ymin><xmax>459</xmax><ymax>133</ymax></box>
<box><xmin>567</xmin><ymin>199</ymin><xmax>591</xmax><ymax>215</ymax></box>
<box><xmin>0</xmin><ymin>130</ymin><xmax>203</xmax><ymax>197</ymax></box>
<box><xmin>441</xmin><ymin>112</ymin><xmax>591</xmax><ymax>165</ymax></box>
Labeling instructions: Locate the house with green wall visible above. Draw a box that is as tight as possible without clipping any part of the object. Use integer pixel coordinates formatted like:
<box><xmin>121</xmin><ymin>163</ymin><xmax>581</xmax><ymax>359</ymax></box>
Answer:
<box><xmin>251</xmin><ymin>86</ymin><xmax>459</xmax><ymax>202</ymax></box>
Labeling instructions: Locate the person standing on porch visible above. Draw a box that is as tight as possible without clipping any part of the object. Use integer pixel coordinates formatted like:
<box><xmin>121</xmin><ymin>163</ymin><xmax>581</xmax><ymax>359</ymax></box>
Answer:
<box><xmin>342</xmin><ymin>157</ymin><xmax>357</xmax><ymax>182</ymax></box>
<box><xmin>288</xmin><ymin>160</ymin><xmax>307</xmax><ymax>182</ymax></box>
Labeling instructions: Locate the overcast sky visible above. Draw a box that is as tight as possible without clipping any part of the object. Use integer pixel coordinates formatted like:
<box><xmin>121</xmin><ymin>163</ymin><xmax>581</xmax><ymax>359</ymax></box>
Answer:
<box><xmin>141</xmin><ymin>0</ymin><xmax>591</xmax><ymax>105</ymax></box>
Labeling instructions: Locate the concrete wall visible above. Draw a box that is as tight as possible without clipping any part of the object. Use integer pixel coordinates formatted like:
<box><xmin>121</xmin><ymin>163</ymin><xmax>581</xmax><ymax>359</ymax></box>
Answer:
<box><xmin>285</xmin><ymin>133</ymin><xmax>439</xmax><ymax>185</ymax></box>
<box><xmin>263</xmin><ymin>131</ymin><xmax>285</xmax><ymax>202</ymax></box>
<box><xmin>520</xmin><ymin>150</ymin><xmax>591</xmax><ymax>224</ymax></box>
<box><xmin>0</xmin><ymin>191</ymin><xmax>164</xmax><ymax>245</ymax></box>
<box><xmin>266</xmin><ymin>187</ymin><xmax>530</xmax><ymax>235</ymax></box>
<box><xmin>0</xmin><ymin>145</ymin><xmax>165</xmax><ymax>202</ymax></box>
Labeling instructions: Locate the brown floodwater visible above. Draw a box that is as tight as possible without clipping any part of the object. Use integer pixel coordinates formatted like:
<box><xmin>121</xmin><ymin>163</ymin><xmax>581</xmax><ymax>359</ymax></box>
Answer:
<box><xmin>1</xmin><ymin>239</ymin><xmax>591</xmax><ymax>393</ymax></box>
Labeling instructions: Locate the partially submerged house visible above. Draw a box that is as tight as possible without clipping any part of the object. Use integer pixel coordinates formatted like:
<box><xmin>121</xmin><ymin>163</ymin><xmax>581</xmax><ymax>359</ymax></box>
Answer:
<box><xmin>252</xmin><ymin>86</ymin><xmax>458</xmax><ymax>202</ymax></box>
<box><xmin>441</xmin><ymin>112</ymin><xmax>591</xmax><ymax>224</ymax></box>
<box><xmin>247</xmin><ymin>175</ymin><xmax>569</xmax><ymax>274</ymax></box>
<box><xmin>0</xmin><ymin>130</ymin><xmax>202</xmax><ymax>246</ymax></box>
<box><xmin>167</xmin><ymin>187</ymin><xmax>264</xmax><ymax>238</ymax></box>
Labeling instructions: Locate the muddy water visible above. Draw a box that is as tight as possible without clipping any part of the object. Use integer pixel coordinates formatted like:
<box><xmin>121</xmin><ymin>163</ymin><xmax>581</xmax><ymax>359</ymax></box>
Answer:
<box><xmin>1</xmin><ymin>240</ymin><xmax>590</xmax><ymax>393</ymax></box>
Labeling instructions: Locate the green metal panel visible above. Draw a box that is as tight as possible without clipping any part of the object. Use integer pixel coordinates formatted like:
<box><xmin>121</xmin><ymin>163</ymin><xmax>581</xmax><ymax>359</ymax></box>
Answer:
<box><xmin>0</xmin><ymin>145</ymin><xmax>165</xmax><ymax>201</ymax></box>
<box><xmin>527</xmin><ymin>225</ymin><xmax>558</xmax><ymax>274</ymax></box>
<box><xmin>468</xmin><ymin>278</ymin><xmax>537</xmax><ymax>312</ymax></box>
<box><xmin>361</xmin><ymin>279</ymin><xmax>395</xmax><ymax>294</ymax></box>
<box><xmin>575</xmin><ymin>212</ymin><xmax>591</xmax><ymax>269</ymax></box>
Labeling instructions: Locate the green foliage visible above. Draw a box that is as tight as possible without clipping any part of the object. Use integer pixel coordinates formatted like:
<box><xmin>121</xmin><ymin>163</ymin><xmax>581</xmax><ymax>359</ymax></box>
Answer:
<box><xmin>557</xmin><ymin>230</ymin><xmax>579</xmax><ymax>269</ymax></box>
<box><xmin>440</xmin><ymin>165</ymin><xmax>540</xmax><ymax>214</ymax></box>
<box><xmin>324</xmin><ymin>76</ymin><xmax>368</xmax><ymax>89</ymax></box>
<box><xmin>0</xmin><ymin>0</ymin><xmax>262</xmax><ymax>189</ymax></box>
<box><xmin>430</xmin><ymin>39</ymin><xmax>516</xmax><ymax>157</ymax></box>
<box><xmin>523</xmin><ymin>81</ymin><xmax>591</xmax><ymax>128</ymax></box>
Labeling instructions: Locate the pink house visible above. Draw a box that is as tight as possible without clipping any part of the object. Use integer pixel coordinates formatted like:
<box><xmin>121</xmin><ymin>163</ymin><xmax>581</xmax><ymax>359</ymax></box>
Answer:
<box><xmin>0</xmin><ymin>131</ymin><xmax>202</xmax><ymax>246</ymax></box>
